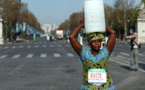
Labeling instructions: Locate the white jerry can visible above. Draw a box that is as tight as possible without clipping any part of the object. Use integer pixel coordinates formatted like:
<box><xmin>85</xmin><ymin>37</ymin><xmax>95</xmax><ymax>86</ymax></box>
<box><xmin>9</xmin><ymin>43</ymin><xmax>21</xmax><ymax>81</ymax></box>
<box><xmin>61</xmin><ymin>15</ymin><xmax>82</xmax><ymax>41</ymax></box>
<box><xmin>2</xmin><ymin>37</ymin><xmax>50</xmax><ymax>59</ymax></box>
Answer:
<box><xmin>84</xmin><ymin>0</ymin><xmax>106</xmax><ymax>34</ymax></box>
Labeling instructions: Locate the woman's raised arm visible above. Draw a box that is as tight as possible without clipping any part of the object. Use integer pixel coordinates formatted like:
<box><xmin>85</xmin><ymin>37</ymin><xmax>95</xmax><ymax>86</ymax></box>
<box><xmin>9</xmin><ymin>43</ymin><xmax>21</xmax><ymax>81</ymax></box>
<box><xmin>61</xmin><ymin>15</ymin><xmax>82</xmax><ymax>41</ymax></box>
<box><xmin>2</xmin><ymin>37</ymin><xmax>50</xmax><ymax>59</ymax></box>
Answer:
<box><xmin>106</xmin><ymin>25</ymin><xmax>116</xmax><ymax>55</ymax></box>
<box><xmin>69</xmin><ymin>23</ymin><xmax>84</xmax><ymax>55</ymax></box>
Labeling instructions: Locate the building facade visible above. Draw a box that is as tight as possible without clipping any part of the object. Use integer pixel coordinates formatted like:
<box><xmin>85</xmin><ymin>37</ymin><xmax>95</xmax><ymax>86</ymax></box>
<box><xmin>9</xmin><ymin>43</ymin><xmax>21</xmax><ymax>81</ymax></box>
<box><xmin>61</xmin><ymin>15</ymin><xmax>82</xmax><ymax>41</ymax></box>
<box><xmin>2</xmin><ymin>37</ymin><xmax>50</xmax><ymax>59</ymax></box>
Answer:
<box><xmin>137</xmin><ymin>1</ymin><xmax>145</xmax><ymax>43</ymax></box>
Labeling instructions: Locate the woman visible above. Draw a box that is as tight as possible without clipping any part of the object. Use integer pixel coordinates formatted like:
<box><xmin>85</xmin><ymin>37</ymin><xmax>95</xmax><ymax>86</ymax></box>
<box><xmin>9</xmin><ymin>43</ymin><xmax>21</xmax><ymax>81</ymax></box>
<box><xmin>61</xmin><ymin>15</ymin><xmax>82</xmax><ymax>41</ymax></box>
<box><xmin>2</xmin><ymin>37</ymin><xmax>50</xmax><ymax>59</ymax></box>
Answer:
<box><xmin>69</xmin><ymin>23</ymin><xmax>116</xmax><ymax>90</ymax></box>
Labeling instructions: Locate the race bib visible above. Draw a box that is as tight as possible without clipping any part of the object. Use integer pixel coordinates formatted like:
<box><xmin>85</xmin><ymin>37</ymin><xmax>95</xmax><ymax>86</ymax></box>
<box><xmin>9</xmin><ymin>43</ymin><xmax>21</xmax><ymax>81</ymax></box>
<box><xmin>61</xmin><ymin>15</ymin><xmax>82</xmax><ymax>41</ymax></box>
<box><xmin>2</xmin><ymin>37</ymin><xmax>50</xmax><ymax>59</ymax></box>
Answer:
<box><xmin>88</xmin><ymin>69</ymin><xmax>107</xmax><ymax>86</ymax></box>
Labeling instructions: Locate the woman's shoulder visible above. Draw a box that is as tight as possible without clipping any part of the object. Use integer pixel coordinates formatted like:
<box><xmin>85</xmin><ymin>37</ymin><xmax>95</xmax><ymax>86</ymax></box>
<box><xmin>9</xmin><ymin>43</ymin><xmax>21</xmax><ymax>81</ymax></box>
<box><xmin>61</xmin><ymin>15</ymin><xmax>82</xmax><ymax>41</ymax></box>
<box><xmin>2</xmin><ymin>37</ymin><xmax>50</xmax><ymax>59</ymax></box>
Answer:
<box><xmin>100</xmin><ymin>46</ymin><xmax>109</xmax><ymax>57</ymax></box>
<box><xmin>80</xmin><ymin>45</ymin><xmax>90</xmax><ymax>59</ymax></box>
<box><xmin>101</xmin><ymin>46</ymin><xmax>108</xmax><ymax>52</ymax></box>
<box><xmin>82</xmin><ymin>45</ymin><xmax>90</xmax><ymax>50</ymax></box>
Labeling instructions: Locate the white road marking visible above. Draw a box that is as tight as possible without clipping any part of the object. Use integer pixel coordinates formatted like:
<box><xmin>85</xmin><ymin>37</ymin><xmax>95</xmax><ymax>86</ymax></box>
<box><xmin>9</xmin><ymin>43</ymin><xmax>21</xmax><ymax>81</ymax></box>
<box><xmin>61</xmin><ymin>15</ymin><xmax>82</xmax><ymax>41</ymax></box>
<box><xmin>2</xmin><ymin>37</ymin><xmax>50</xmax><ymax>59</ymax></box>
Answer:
<box><xmin>50</xmin><ymin>45</ymin><xmax>54</xmax><ymax>47</ymax></box>
<box><xmin>66</xmin><ymin>45</ymin><xmax>70</xmax><ymax>47</ymax></box>
<box><xmin>54</xmin><ymin>53</ymin><xmax>61</xmax><ymax>57</ymax></box>
<box><xmin>120</xmin><ymin>52</ymin><xmax>130</xmax><ymax>56</ymax></box>
<box><xmin>4</xmin><ymin>47</ymin><xmax>9</xmax><ymax>49</ymax></box>
<box><xmin>116</xmin><ymin>76</ymin><xmax>139</xmax><ymax>87</ymax></box>
<box><xmin>41</xmin><ymin>54</ymin><xmax>47</xmax><ymax>58</ymax></box>
<box><xmin>42</xmin><ymin>45</ymin><xmax>46</xmax><ymax>47</ymax></box>
<box><xmin>110</xmin><ymin>59</ymin><xmax>145</xmax><ymax>73</ymax></box>
<box><xmin>35</xmin><ymin>45</ymin><xmax>39</xmax><ymax>48</ymax></box>
<box><xmin>67</xmin><ymin>53</ymin><xmax>74</xmax><ymax>57</ymax></box>
<box><xmin>116</xmin><ymin>55</ymin><xmax>126</xmax><ymax>59</ymax></box>
<box><xmin>26</xmin><ymin>54</ymin><xmax>33</xmax><ymax>58</ymax></box>
<box><xmin>12</xmin><ymin>46</ymin><xmax>16</xmax><ymax>48</ymax></box>
<box><xmin>12</xmin><ymin>54</ymin><xmax>21</xmax><ymax>58</ymax></box>
<box><xmin>57</xmin><ymin>45</ymin><xmax>61</xmax><ymax>47</ymax></box>
<box><xmin>138</xmin><ymin>53</ymin><xmax>144</xmax><ymax>56</ymax></box>
<box><xmin>0</xmin><ymin>55</ymin><xmax>7</xmax><ymax>58</ymax></box>
<box><xmin>27</xmin><ymin>46</ymin><xmax>31</xmax><ymax>48</ymax></box>
<box><xmin>120</xmin><ymin>52</ymin><xmax>144</xmax><ymax>56</ymax></box>
<box><xmin>19</xmin><ymin>46</ymin><xmax>24</xmax><ymax>48</ymax></box>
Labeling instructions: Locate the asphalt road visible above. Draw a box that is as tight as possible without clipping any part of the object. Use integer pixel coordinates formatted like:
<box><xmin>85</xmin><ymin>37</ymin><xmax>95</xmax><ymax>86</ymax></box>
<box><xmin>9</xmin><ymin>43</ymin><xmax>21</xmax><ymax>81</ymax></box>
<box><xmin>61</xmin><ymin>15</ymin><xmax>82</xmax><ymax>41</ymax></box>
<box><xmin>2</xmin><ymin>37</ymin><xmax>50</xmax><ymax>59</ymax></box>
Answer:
<box><xmin>0</xmin><ymin>37</ymin><xmax>144</xmax><ymax>90</ymax></box>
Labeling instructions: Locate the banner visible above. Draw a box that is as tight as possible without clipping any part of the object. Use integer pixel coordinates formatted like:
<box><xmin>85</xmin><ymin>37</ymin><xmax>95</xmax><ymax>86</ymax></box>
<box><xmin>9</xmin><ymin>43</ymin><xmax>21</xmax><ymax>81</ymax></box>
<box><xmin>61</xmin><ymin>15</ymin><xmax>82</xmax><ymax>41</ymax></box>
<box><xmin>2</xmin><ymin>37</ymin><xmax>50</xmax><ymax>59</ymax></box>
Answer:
<box><xmin>20</xmin><ymin>24</ymin><xmax>22</xmax><ymax>31</ymax></box>
<box><xmin>23</xmin><ymin>22</ymin><xmax>26</xmax><ymax>31</ymax></box>
<box><xmin>16</xmin><ymin>23</ymin><xmax>19</xmax><ymax>33</ymax></box>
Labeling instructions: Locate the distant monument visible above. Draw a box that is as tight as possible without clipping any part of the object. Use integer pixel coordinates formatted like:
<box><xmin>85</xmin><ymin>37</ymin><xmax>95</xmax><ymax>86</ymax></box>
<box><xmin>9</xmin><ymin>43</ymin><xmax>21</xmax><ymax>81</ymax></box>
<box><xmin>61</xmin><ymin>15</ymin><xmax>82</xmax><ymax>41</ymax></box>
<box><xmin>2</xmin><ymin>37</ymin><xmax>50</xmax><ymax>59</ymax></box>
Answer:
<box><xmin>136</xmin><ymin>0</ymin><xmax>145</xmax><ymax>43</ymax></box>
<box><xmin>138</xmin><ymin>2</ymin><xmax>145</xmax><ymax>19</ymax></box>
<box><xmin>0</xmin><ymin>7</ymin><xmax>3</xmax><ymax>44</ymax></box>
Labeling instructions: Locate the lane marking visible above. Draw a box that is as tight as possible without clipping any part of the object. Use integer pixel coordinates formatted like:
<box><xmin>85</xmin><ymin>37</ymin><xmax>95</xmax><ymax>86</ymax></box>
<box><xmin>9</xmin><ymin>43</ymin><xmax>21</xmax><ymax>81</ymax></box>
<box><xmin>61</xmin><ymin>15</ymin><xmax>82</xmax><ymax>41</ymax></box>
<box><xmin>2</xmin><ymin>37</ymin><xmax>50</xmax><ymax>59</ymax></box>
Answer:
<box><xmin>35</xmin><ymin>45</ymin><xmax>39</xmax><ymax>48</ymax></box>
<box><xmin>19</xmin><ymin>46</ymin><xmax>24</xmax><ymax>48</ymax></box>
<box><xmin>66</xmin><ymin>45</ymin><xmax>70</xmax><ymax>47</ymax></box>
<box><xmin>138</xmin><ymin>53</ymin><xmax>144</xmax><ymax>56</ymax></box>
<box><xmin>26</xmin><ymin>54</ymin><xmax>33</xmax><ymax>58</ymax></box>
<box><xmin>0</xmin><ymin>55</ymin><xmax>7</xmax><ymax>59</ymax></box>
<box><xmin>120</xmin><ymin>52</ymin><xmax>130</xmax><ymax>56</ymax></box>
<box><xmin>12</xmin><ymin>54</ymin><xmax>21</xmax><ymax>58</ymax></box>
<box><xmin>27</xmin><ymin>46</ymin><xmax>31</xmax><ymax>48</ymax></box>
<box><xmin>54</xmin><ymin>53</ymin><xmax>61</xmax><ymax>57</ymax></box>
<box><xmin>57</xmin><ymin>45</ymin><xmax>61</xmax><ymax>47</ymax></box>
<box><xmin>41</xmin><ymin>54</ymin><xmax>47</xmax><ymax>58</ymax></box>
<box><xmin>67</xmin><ymin>53</ymin><xmax>74</xmax><ymax>57</ymax></box>
<box><xmin>120</xmin><ymin>52</ymin><xmax>144</xmax><ymax>56</ymax></box>
<box><xmin>110</xmin><ymin>59</ymin><xmax>145</xmax><ymax>73</ymax></box>
<box><xmin>42</xmin><ymin>45</ymin><xmax>46</xmax><ymax>47</ymax></box>
<box><xmin>116</xmin><ymin>55</ymin><xmax>126</xmax><ymax>59</ymax></box>
<box><xmin>12</xmin><ymin>46</ymin><xmax>16</xmax><ymax>49</ymax></box>
<box><xmin>4</xmin><ymin>47</ymin><xmax>9</xmax><ymax>49</ymax></box>
<box><xmin>116</xmin><ymin>76</ymin><xmax>139</xmax><ymax>88</ymax></box>
<box><xmin>50</xmin><ymin>45</ymin><xmax>54</xmax><ymax>47</ymax></box>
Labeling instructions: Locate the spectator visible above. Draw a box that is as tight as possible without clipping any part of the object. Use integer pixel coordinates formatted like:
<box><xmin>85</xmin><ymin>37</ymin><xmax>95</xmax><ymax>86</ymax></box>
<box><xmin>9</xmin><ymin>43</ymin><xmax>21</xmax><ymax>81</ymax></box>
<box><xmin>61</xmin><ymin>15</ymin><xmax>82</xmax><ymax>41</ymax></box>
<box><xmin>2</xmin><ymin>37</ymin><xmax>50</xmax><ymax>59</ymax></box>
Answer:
<box><xmin>126</xmin><ymin>32</ymin><xmax>141</xmax><ymax>71</ymax></box>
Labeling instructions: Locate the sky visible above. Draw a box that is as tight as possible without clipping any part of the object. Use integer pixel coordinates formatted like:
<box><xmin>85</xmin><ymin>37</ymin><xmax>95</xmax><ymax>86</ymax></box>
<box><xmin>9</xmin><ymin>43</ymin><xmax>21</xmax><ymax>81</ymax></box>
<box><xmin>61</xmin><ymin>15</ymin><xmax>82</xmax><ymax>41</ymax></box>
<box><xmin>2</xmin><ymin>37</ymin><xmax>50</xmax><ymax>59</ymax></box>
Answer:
<box><xmin>21</xmin><ymin>0</ymin><xmax>142</xmax><ymax>26</ymax></box>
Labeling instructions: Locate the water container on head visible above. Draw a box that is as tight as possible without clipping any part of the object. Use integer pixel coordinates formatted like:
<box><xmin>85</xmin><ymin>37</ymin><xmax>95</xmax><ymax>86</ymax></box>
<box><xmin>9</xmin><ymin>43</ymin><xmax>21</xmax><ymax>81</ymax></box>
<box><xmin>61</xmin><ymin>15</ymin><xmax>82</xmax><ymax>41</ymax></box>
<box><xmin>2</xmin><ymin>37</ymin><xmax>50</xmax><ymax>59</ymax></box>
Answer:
<box><xmin>84</xmin><ymin>0</ymin><xmax>105</xmax><ymax>34</ymax></box>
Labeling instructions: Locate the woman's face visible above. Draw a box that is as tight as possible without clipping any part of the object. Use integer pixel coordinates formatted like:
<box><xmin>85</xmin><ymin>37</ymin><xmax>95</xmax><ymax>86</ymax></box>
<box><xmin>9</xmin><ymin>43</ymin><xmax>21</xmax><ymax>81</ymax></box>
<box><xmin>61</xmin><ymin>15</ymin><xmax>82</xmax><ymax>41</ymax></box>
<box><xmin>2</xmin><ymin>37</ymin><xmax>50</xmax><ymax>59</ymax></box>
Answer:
<box><xmin>90</xmin><ymin>39</ymin><xmax>102</xmax><ymax>51</ymax></box>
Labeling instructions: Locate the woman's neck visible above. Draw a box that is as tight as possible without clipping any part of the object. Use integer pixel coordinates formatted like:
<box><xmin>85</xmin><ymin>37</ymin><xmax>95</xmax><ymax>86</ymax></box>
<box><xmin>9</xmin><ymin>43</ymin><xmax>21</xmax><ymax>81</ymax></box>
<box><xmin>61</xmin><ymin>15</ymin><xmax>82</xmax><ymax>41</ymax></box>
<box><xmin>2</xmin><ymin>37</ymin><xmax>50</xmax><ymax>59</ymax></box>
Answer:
<box><xmin>91</xmin><ymin>49</ymin><xmax>100</xmax><ymax>56</ymax></box>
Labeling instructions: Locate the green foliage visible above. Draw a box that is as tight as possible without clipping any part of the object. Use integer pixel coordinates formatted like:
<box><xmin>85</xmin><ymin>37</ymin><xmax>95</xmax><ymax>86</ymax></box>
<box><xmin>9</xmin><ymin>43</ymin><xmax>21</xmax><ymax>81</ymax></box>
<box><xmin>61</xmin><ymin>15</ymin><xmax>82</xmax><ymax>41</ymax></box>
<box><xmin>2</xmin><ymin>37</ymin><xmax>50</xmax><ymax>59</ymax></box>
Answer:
<box><xmin>0</xmin><ymin>0</ymin><xmax>43</xmax><ymax>38</ymax></box>
<box><xmin>58</xmin><ymin>12</ymin><xmax>83</xmax><ymax>31</ymax></box>
<box><xmin>142</xmin><ymin>0</ymin><xmax>145</xmax><ymax>3</ymax></box>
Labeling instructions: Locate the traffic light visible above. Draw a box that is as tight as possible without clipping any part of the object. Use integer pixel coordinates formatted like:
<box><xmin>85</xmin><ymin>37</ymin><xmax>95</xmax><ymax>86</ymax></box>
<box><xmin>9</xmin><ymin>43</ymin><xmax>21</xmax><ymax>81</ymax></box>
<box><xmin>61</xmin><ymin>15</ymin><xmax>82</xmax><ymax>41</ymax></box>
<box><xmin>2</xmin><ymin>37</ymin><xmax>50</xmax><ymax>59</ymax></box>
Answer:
<box><xmin>80</xmin><ymin>17</ymin><xmax>83</xmax><ymax>24</ymax></box>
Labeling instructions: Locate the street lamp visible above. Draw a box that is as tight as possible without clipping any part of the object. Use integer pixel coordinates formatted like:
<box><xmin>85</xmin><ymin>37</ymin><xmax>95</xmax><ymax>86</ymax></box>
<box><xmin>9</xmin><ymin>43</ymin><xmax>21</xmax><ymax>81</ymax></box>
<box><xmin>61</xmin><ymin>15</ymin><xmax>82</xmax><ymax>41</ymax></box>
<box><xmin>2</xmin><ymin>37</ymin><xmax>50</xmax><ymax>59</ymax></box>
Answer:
<box><xmin>124</xmin><ymin>7</ymin><xmax>127</xmax><ymax>37</ymax></box>
<box><xmin>0</xmin><ymin>7</ymin><xmax>4</xmax><ymax>44</ymax></box>
<box><xmin>127</xmin><ymin>19</ymin><xmax>133</xmax><ymax>34</ymax></box>
<box><xmin>120</xmin><ymin>0</ymin><xmax>128</xmax><ymax>40</ymax></box>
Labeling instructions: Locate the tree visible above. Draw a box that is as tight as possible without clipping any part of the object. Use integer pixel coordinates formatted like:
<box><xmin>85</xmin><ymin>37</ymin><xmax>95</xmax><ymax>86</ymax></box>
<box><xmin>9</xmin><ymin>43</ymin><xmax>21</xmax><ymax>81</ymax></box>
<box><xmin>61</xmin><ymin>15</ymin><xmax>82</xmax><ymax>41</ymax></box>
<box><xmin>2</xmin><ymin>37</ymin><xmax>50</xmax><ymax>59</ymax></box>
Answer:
<box><xmin>0</xmin><ymin>0</ymin><xmax>22</xmax><ymax>38</ymax></box>
<box><xmin>58</xmin><ymin>11</ymin><xmax>83</xmax><ymax>32</ymax></box>
<box><xmin>69</xmin><ymin>12</ymin><xmax>83</xmax><ymax>30</ymax></box>
<box><xmin>112</xmin><ymin>0</ymin><xmax>139</xmax><ymax>40</ymax></box>
<box><xmin>0</xmin><ymin>0</ymin><xmax>43</xmax><ymax>40</ymax></box>
<box><xmin>142</xmin><ymin>0</ymin><xmax>145</xmax><ymax>3</ymax></box>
